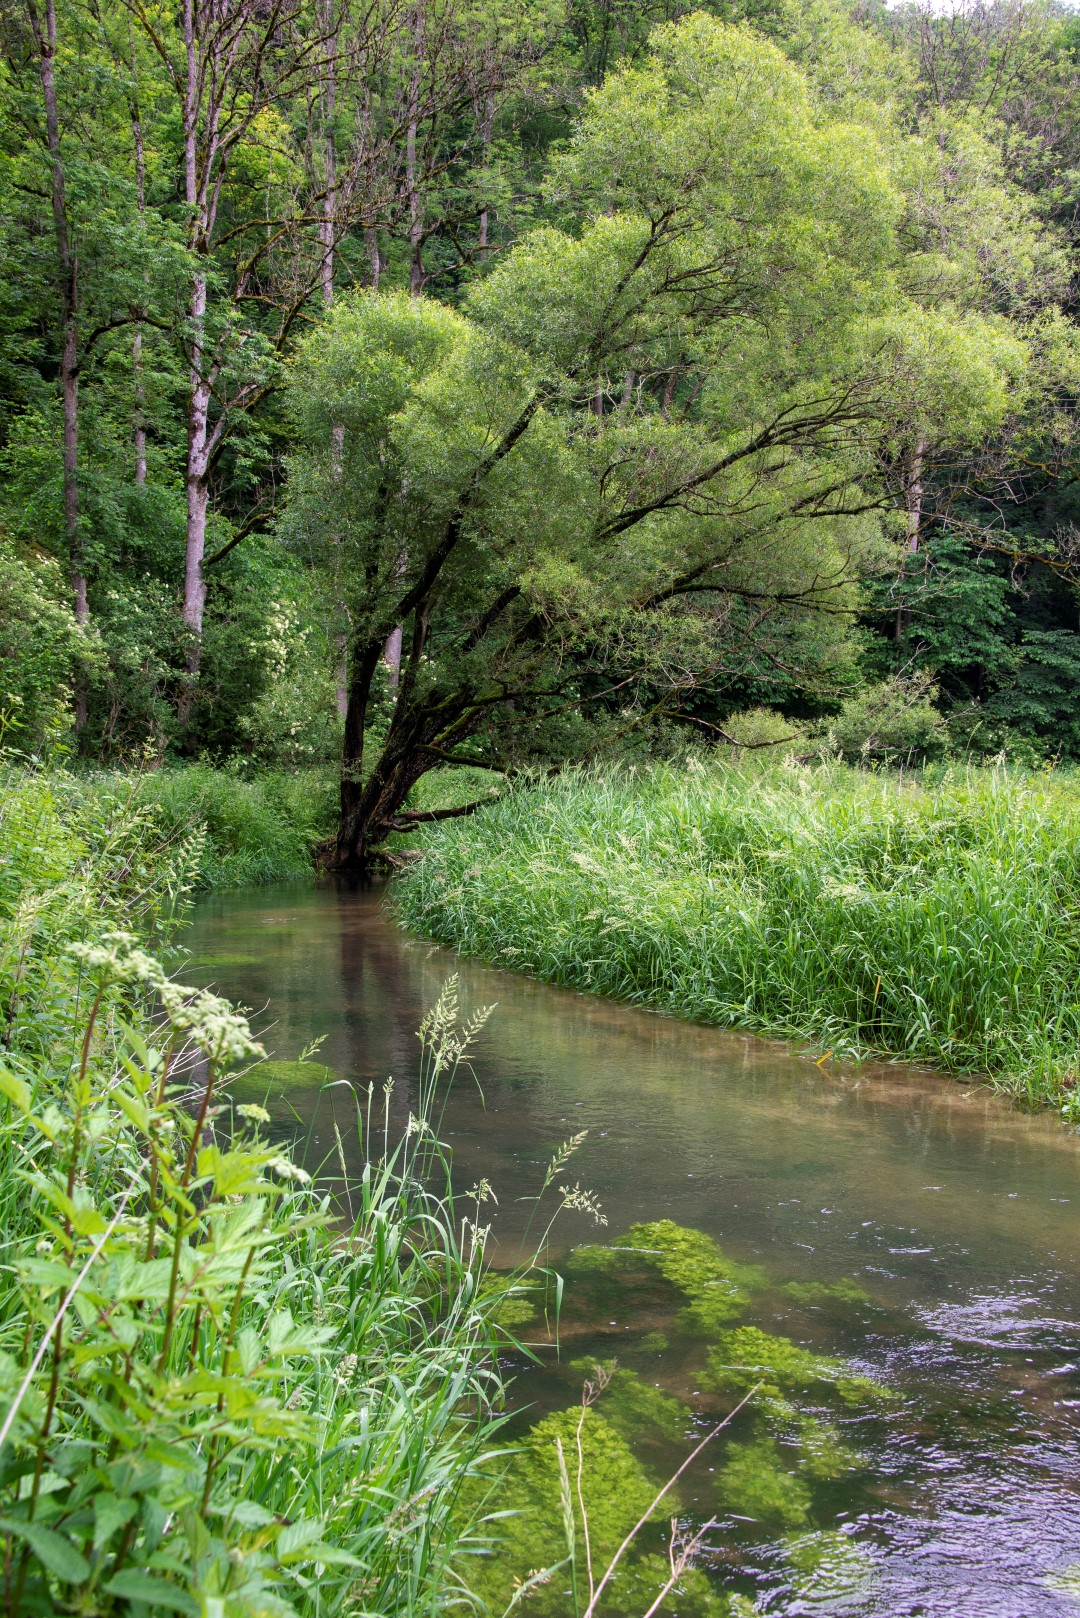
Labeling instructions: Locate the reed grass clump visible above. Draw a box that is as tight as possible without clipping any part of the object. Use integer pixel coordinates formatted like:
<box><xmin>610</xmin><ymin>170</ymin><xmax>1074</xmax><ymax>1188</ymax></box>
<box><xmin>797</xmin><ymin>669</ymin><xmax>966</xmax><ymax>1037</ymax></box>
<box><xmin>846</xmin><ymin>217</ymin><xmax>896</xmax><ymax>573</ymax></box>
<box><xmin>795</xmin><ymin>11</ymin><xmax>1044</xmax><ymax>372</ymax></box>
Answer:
<box><xmin>394</xmin><ymin>760</ymin><xmax>1080</xmax><ymax>1113</ymax></box>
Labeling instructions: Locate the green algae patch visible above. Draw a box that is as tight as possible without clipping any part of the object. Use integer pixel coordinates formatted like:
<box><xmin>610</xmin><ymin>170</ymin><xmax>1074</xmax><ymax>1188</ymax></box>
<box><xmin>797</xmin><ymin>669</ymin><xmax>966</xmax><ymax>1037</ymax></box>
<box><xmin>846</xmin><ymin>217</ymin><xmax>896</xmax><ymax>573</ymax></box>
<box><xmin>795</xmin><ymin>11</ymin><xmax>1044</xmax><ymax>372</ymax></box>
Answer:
<box><xmin>781</xmin><ymin>1278</ymin><xmax>875</xmax><ymax>1311</ymax></box>
<box><xmin>186</xmin><ymin>952</ymin><xmax>261</xmax><ymax>970</ymax></box>
<box><xmin>718</xmin><ymin>1438</ymin><xmax>813</xmax><ymax>1528</ymax></box>
<box><xmin>568</xmin><ymin>1363</ymin><xmax>691</xmax><ymax>1446</ymax></box>
<box><xmin>599</xmin><ymin>1220</ymin><xmax>767</xmax><ymax>1333</ymax></box>
<box><xmin>464</xmin><ymin>1398</ymin><xmax>735</xmax><ymax>1617</ymax></box>
<box><xmin>228</xmin><ymin>1061</ymin><xmax>337</xmax><ymax>1113</ymax></box>
<box><xmin>475</xmin><ymin>1223</ymin><xmax>895</xmax><ymax>1608</ymax></box>
<box><xmin>704</xmin><ymin>1326</ymin><xmax>893</xmax><ymax>1406</ymax></box>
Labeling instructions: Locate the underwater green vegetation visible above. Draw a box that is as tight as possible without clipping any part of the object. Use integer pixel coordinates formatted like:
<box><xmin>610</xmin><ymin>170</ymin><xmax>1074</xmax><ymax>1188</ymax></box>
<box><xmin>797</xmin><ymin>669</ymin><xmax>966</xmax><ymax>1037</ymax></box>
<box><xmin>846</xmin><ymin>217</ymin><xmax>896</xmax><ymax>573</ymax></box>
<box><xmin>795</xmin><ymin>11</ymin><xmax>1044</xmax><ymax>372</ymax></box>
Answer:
<box><xmin>468</xmin><ymin>1220</ymin><xmax>893</xmax><ymax>1616</ymax></box>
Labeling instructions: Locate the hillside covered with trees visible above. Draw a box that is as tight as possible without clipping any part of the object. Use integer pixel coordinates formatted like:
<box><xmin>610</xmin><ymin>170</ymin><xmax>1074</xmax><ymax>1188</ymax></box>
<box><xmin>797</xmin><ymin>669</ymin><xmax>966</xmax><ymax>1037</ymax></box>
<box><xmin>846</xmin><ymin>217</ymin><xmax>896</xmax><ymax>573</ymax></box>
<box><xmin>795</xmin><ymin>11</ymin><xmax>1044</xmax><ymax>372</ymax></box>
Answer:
<box><xmin>3</xmin><ymin>0</ymin><xmax>1080</xmax><ymax>857</ymax></box>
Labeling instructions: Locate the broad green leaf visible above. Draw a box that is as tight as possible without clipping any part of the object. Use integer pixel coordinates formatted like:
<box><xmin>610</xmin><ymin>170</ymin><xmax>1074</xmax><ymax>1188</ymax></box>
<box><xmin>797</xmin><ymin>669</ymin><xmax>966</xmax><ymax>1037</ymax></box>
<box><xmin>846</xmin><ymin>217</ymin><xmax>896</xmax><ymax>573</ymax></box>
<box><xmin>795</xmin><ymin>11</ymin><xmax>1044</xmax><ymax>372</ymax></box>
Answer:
<box><xmin>0</xmin><ymin>1517</ymin><xmax>90</xmax><ymax>1583</ymax></box>
<box><xmin>0</xmin><ymin>1064</ymin><xmax>31</xmax><ymax>1114</ymax></box>
<box><xmin>104</xmin><ymin>1570</ymin><xmax>199</xmax><ymax>1613</ymax></box>
<box><xmin>93</xmin><ymin>1492</ymin><xmax>138</xmax><ymax>1550</ymax></box>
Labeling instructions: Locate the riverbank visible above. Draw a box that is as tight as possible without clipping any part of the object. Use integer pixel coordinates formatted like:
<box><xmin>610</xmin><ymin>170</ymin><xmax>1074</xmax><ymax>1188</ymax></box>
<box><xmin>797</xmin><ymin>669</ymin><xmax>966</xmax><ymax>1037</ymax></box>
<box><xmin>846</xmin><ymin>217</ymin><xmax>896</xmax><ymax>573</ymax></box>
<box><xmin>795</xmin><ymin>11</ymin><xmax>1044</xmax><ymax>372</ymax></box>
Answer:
<box><xmin>394</xmin><ymin>761</ymin><xmax>1080</xmax><ymax>1119</ymax></box>
<box><xmin>0</xmin><ymin>765</ymin><xmax>515</xmax><ymax>1613</ymax></box>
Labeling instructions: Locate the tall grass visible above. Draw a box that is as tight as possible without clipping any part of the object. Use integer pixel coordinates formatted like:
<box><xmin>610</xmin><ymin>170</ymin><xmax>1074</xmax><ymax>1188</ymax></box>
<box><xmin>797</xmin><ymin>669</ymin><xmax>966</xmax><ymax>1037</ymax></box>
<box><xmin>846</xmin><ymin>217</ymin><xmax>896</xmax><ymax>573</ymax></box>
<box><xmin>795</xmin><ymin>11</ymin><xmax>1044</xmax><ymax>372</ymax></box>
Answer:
<box><xmin>0</xmin><ymin>770</ymin><xmax>526</xmax><ymax>1614</ymax></box>
<box><xmin>394</xmin><ymin>760</ymin><xmax>1080</xmax><ymax>1113</ymax></box>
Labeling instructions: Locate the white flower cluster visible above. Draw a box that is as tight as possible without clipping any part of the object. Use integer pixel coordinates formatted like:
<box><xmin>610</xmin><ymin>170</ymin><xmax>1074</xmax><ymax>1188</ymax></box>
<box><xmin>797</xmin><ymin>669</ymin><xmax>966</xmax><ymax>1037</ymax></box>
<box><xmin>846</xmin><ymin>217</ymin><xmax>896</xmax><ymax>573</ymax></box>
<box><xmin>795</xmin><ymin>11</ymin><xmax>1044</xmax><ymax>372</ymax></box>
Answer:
<box><xmin>69</xmin><ymin>933</ymin><xmax>264</xmax><ymax>1066</ymax></box>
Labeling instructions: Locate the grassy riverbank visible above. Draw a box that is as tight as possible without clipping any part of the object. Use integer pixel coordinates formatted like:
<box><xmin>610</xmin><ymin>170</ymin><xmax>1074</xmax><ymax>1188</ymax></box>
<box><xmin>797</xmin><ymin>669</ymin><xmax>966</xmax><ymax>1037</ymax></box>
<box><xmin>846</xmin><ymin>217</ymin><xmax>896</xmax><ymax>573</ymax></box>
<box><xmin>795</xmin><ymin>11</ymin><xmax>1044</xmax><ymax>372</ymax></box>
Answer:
<box><xmin>395</xmin><ymin>762</ymin><xmax>1080</xmax><ymax>1117</ymax></box>
<box><xmin>0</xmin><ymin>768</ymin><xmax>517</xmax><ymax>1613</ymax></box>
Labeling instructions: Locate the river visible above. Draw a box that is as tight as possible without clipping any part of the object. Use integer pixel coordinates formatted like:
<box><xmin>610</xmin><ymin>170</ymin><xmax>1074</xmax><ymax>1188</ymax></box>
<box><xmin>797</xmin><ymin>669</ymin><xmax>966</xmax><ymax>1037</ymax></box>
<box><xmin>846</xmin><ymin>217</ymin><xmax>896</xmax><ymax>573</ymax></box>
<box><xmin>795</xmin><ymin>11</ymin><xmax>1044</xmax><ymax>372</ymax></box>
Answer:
<box><xmin>185</xmin><ymin>879</ymin><xmax>1080</xmax><ymax>1617</ymax></box>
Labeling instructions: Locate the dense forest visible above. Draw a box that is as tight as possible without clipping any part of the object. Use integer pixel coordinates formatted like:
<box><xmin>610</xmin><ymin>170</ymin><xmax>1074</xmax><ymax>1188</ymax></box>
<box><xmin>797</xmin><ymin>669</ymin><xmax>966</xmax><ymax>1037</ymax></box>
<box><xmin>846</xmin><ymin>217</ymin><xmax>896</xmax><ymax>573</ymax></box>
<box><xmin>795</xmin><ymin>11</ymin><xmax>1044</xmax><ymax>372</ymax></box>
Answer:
<box><xmin>2</xmin><ymin>0</ymin><xmax>1080</xmax><ymax>862</ymax></box>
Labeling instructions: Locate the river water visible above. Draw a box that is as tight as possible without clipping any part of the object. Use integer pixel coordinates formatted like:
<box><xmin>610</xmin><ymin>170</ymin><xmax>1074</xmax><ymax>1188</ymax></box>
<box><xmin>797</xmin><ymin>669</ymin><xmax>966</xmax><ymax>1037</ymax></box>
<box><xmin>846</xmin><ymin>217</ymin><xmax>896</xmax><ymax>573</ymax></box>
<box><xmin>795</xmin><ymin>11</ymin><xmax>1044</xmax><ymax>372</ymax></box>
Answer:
<box><xmin>185</xmin><ymin>880</ymin><xmax>1080</xmax><ymax>1617</ymax></box>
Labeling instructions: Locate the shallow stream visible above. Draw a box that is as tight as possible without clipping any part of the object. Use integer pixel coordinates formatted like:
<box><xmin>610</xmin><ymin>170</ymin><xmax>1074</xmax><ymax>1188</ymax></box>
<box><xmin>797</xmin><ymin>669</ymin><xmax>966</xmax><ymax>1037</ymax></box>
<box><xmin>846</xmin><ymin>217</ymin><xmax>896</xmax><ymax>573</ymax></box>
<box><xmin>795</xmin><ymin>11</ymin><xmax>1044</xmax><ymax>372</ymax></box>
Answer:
<box><xmin>185</xmin><ymin>880</ymin><xmax>1080</xmax><ymax>1617</ymax></box>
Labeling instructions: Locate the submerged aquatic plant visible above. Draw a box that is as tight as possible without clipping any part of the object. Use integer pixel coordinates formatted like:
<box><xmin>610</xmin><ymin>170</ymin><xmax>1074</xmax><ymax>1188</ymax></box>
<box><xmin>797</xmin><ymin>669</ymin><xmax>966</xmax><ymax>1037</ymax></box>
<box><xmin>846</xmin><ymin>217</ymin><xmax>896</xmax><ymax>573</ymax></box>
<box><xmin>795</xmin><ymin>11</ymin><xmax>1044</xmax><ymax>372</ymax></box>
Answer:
<box><xmin>472</xmin><ymin>1220</ymin><xmax>891</xmax><ymax>1616</ymax></box>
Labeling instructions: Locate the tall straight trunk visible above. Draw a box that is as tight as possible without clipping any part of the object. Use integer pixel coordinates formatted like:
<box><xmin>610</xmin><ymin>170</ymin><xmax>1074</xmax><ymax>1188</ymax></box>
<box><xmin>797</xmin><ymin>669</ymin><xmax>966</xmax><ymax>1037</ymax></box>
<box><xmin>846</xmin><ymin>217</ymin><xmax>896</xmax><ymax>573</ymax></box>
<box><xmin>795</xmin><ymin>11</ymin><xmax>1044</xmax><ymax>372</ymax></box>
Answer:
<box><xmin>477</xmin><ymin>88</ymin><xmax>495</xmax><ymax>250</ymax></box>
<box><xmin>318</xmin><ymin>0</ymin><xmax>336</xmax><ymax>307</ymax></box>
<box><xmin>131</xmin><ymin>82</ymin><xmax>147</xmax><ymax>485</ymax></box>
<box><xmin>182</xmin><ymin>267</ymin><xmax>211</xmax><ymax>683</ymax></box>
<box><xmin>895</xmin><ymin>436</ymin><xmax>926</xmax><ymax>644</ymax></box>
<box><xmin>31</xmin><ymin>0</ymin><xmax>88</xmax><ymax>723</ymax></box>
<box><xmin>180</xmin><ymin>0</ymin><xmax>209</xmax><ymax>709</ymax></box>
<box><xmin>386</xmin><ymin>5</ymin><xmax>426</xmax><ymax>690</ymax></box>
<box><xmin>366</xmin><ymin>226</ymin><xmax>384</xmax><ymax>286</ymax></box>
<box><xmin>405</xmin><ymin>4</ymin><xmax>424</xmax><ymax>296</ymax></box>
<box><xmin>316</xmin><ymin>0</ymin><xmax>349</xmax><ymax>717</ymax></box>
<box><xmin>132</xmin><ymin>327</ymin><xmax>147</xmax><ymax>486</ymax></box>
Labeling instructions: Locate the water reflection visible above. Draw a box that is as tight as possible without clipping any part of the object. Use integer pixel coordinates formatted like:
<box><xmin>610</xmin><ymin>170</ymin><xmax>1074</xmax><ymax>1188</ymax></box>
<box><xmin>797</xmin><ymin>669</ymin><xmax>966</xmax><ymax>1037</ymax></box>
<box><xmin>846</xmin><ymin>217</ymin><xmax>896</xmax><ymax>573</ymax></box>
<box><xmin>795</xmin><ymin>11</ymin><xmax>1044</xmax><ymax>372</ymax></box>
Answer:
<box><xmin>184</xmin><ymin>879</ymin><xmax>1080</xmax><ymax>1617</ymax></box>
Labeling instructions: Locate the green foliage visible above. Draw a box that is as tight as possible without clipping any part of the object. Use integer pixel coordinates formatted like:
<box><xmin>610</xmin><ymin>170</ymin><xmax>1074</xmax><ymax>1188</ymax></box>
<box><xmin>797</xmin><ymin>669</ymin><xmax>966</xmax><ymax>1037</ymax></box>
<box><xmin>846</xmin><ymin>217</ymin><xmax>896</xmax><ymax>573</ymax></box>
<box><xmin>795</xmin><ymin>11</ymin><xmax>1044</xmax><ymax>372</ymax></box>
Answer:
<box><xmin>827</xmin><ymin>672</ymin><xmax>945</xmax><ymax>764</ymax></box>
<box><xmin>0</xmin><ymin>535</ymin><xmax>88</xmax><ymax>755</ymax></box>
<box><xmin>0</xmin><ymin>779</ymin><xmax>524</xmax><ymax>1616</ymax></box>
<box><xmin>395</xmin><ymin>760</ymin><xmax>1080</xmax><ymax>1110</ymax></box>
<box><xmin>132</xmin><ymin>766</ymin><xmax>335</xmax><ymax>889</ymax></box>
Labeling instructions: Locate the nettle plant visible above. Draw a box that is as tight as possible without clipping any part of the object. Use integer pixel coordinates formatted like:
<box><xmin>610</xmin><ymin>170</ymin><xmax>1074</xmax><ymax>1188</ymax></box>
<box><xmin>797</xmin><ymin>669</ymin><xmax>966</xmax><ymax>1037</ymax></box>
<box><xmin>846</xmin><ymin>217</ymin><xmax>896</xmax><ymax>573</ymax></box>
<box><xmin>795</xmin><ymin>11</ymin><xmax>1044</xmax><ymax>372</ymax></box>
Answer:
<box><xmin>0</xmin><ymin>940</ymin><xmax>509</xmax><ymax>1617</ymax></box>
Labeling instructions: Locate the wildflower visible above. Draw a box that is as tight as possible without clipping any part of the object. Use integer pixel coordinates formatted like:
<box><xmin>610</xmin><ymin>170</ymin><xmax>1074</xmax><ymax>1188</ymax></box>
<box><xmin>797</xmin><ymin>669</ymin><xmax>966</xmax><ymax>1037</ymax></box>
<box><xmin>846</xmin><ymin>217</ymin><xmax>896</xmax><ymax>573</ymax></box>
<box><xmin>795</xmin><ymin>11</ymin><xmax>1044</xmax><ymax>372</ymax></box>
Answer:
<box><xmin>159</xmin><ymin>981</ymin><xmax>264</xmax><ymax>1065</ymax></box>
<box><xmin>269</xmin><ymin>1157</ymin><xmax>311</xmax><ymax>1184</ymax></box>
<box><xmin>237</xmin><ymin>1102</ymin><xmax>271</xmax><ymax>1124</ymax></box>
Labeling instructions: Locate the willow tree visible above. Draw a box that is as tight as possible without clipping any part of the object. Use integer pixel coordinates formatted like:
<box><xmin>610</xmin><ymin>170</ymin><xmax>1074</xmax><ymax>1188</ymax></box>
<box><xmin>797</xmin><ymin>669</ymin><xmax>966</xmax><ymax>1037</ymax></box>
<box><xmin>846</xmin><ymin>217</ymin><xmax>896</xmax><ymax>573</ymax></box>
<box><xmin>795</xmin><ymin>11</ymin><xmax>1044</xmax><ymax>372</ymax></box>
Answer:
<box><xmin>284</xmin><ymin>13</ymin><xmax>1032</xmax><ymax>870</ymax></box>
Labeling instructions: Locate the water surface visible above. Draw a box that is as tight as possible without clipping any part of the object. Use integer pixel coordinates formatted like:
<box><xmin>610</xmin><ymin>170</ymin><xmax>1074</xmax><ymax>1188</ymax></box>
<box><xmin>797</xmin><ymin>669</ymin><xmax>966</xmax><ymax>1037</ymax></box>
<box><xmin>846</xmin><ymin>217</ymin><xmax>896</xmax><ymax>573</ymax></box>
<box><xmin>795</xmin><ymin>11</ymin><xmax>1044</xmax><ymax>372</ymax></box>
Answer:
<box><xmin>185</xmin><ymin>881</ymin><xmax>1080</xmax><ymax>1617</ymax></box>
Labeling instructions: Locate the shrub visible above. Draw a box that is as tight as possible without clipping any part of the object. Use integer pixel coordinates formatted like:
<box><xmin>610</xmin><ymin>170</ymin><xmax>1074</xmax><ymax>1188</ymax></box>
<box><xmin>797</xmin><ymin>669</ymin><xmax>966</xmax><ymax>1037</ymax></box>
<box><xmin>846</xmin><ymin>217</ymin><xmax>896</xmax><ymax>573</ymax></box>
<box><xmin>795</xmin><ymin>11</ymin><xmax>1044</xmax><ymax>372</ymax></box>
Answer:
<box><xmin>827</xmin><ymin>673</ymin><xmax>944</xmax><ymax>764</ymax></box>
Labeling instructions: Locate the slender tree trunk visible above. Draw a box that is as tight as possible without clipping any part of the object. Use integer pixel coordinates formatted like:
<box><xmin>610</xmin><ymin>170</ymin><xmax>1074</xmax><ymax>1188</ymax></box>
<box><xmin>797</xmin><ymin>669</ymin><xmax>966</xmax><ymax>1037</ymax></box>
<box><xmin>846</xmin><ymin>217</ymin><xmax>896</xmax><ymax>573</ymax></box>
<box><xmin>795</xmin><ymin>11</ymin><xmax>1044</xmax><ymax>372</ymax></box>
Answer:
<box><xmin>319</xmin><ymin>0</ymin><xmax>336</xmax><ymax>307</ymax></box>
<box><xmin>477</xmin><ymin>87</ymin><xmax>494</xmax><ymax>250</ymax></box>
<box><xmin>180</xmin><ymin>0</ymin><xmax>209</xmax><ymax>715</ymax></box>
<box><xmin>131</xmin><ymin>79</ymin><xmax>147</xmax><ymax>485</ymax></box>
<box><xmin>895</xmin><ymin>436</ymin><xmax>926</xmax><ymax>644</ymax></box>
<box><xmin>386</xmin><ymin>5</ymin><xmax>425</xmax><ymax>689</ymax></box>
<box><xmin>366</xmin><ymin>226</ymin><xmax>384</xmax><ymax>287</ymax></box>
<box><xmin>132</xmin><ymin>327</ymin><xmax>147</xmax><ymax>486</ymax></box>
<box><xmin>31</xmin><ymin>0</ymin><xmax>88</xmax><ymax>724</ymax></box>
<box><xmin>405</xmin><ymin>4</ymin><xmax>424</xmax><ymax>296</ymax></box>
<box><xmin>182</xmin><ymin>268</ymin><xmax>211</xmax><ymax>694</ymax></box>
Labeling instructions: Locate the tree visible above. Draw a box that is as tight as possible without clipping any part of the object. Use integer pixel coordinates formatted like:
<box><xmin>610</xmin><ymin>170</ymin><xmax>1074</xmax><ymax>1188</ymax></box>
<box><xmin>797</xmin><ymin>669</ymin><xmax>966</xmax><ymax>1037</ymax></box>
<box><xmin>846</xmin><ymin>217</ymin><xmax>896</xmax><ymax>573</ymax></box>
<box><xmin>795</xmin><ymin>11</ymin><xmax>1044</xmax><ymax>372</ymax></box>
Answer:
<box><xmin>283</xmin><ymin>13</ymin><xmax>1033</xmax><ymax>870</ymax></box>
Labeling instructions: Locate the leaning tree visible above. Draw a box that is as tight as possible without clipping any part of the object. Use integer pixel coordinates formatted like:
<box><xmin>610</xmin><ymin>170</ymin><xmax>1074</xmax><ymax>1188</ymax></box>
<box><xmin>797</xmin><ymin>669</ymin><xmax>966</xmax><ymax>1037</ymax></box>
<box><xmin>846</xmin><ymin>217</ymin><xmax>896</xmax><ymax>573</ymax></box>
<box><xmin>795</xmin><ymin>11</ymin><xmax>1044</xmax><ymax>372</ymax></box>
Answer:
<box><xmin>283</xmin><ymin>13</ymin><xmax>1035</xmax><ymax>870</ymax></box>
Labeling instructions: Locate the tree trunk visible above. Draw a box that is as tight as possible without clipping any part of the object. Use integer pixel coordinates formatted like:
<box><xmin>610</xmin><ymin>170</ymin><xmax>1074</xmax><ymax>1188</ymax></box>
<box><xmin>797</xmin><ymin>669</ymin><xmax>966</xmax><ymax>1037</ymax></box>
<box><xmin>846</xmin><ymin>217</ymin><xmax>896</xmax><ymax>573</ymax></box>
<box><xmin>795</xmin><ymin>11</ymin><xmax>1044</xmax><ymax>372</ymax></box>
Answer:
<box><xmin>131</xmin><ymin>83</ymin><xmax>147</xmax><ymax>485</ymax></box>
<box><xmin>477</xmin><ymin>86</ymin><xmax>495</xmax><ymax>250</ymax></box>
<box><xmin>406</xmin><ymin>4</ymin><xmax>424</xmax><ymax>296</ymax></box>
<box><xmin>181</xmin><ymin>267</ymin><xmax>211</xmax><ymax>711</ymax></box>
<box><xmin>132</xmin><ymin>326</ymin><xmax>147</xmax><ymax>486</ymax></box>
<box><xmin>31</xmin><ymin>0</ymin><xmax>88</xmax><ymax>724</ymax></box>
<box><xmin>180</xmin><ymin>0</ymin><xmax>209</xmax><ymax>716</ymax></box>
<box><xmin>382</xmin><ymin>624</ymin><xmax>403</xmax><ymax>695</ymax></box>
<box><xmin>895</xmin><ymin>436</ymin><xmax>926</xmax><ymax>644</ymax></box>
<box><xmin>319</xmin><ymin>0</ymin><xmax>336</xmax><ymax>307</ymax></box>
